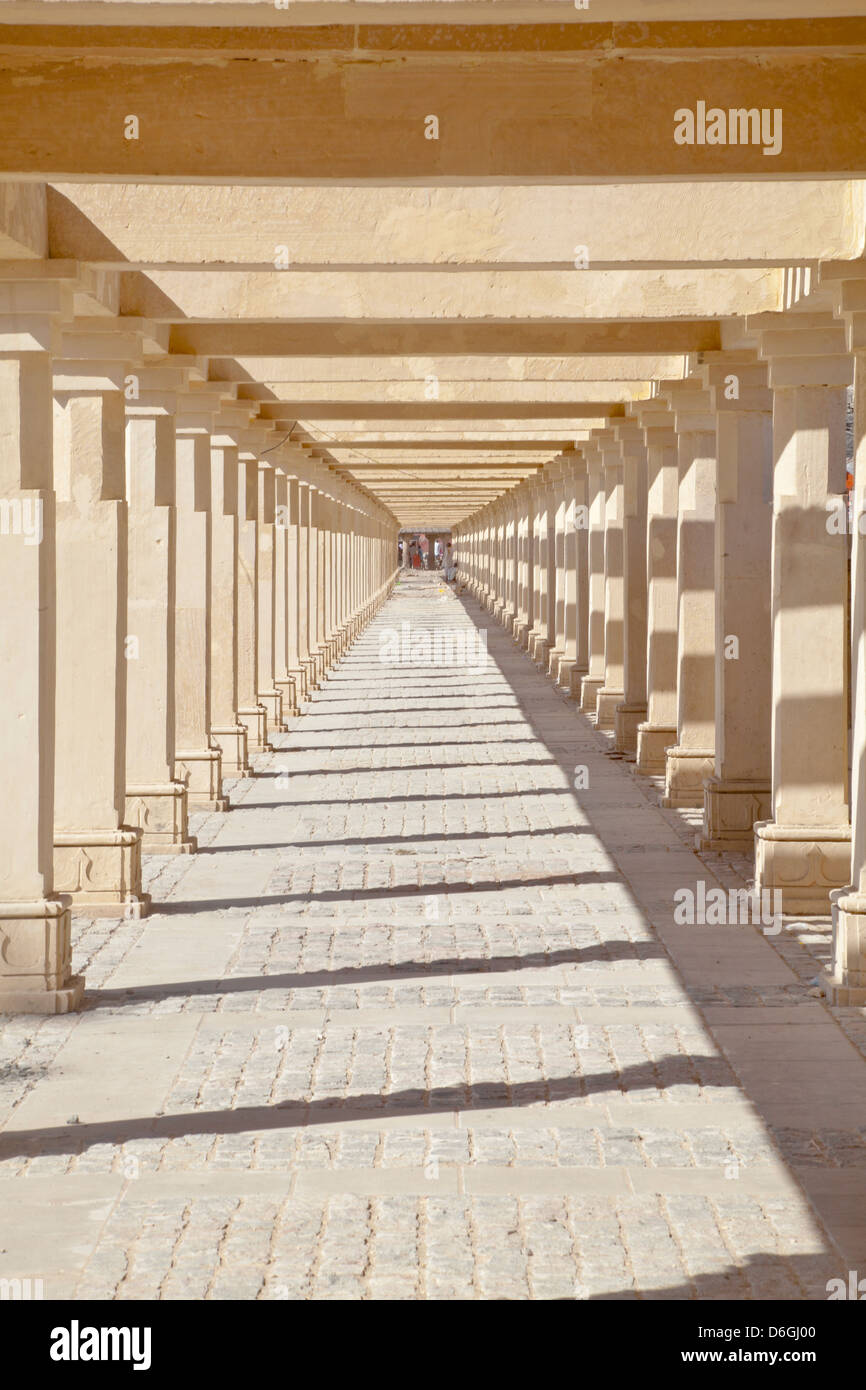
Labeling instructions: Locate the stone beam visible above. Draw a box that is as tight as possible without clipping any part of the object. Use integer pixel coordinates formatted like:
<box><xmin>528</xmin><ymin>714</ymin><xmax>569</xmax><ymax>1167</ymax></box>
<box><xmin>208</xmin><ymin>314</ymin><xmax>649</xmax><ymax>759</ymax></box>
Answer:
<box><xmin>46</xmin><ymin>182</ymin><xmax>864</xmax><ymax>269</ymax></box>
<box><xmin>5</xmin><ymin>26</ymin><xmax>866</xmax><ymax>178</ymax></box>
<box><xmin>119</xmin><ymin>268</ymin><xmax>781</xmax><ymax>322</ymax></box>
<box><xmin>169</xmin><ymin>323</ymin><xmax>721</xmax><ymax>356</ymax></box>
<box><xmin>224</xmin><ymin>357</ymin><xmax>689</xmax><ymax>385</ymax></box>
<box><xmin>261</xmin><ymin>402</ymin><xmax>625</xmax><ymax>422</ymax></box>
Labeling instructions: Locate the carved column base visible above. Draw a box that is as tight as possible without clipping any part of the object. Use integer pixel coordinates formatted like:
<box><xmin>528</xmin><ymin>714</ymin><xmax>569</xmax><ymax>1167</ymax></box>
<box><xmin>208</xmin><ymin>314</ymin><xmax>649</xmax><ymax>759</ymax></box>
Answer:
<box><xmin>0</xmin><ymin>899</ymin><xmax>85</xmax><ymax>1014</ymax></box>
<box><xmin>211</xmin><ymin>722</ymin><xmax>252</xmax><ymax>779</ymax></box>
<box><xmin>492</xmin><ymin>599</ymin><xmax>507</xmax><ymax>622</ymax></box>
<box><xmin>276</xmin><ymin>674</ymin><xmax>301</xmax><ymax>716</ymax></box>
<box><xmin>530</xmin><ymin>634</ymin><xmax>552</xmax><ymax>666</ymax></box>
<box><xmin>699</xmin><ymin>776</ymin><xmax>771</xmax><ymax>852</ymax></box>
<box><xmin>635</xmin><ymin>723</ymin><xmax>677</xmax><ymax>775</ymax></box>
<box><xmin>238</xmin><ymin>702</ymin><xmax>271</xmax><ymax>754</ymax></box>
<box><xmin>595</xmin><ymin>686</ymin><xmax>625</xmax><ymax>730</ymax></box>
<box><xmin>258</xmin><ymin>688</ymin><xmax>286</xmax><ymax>734</ymax></box>
<box><xmin>828</xmin><ymin>889</ymin><xmax>866</xmax><ymax>1004</ymax></box>
<box><xmin>555</xmin><ymin>660</ymin><xmax>586</xmax><ymax>700</ymax></box>
<box><xmin>54</xmin><ymin>828</ymin><xmax>149</xmax><ymax>917</ymax></box>
<box><xmin>512</xmin><ymin>619</ymin><xmax>531</xmax><ymax>645</ymax></box>
<box><xmin>662</xmin><ymin>746</ymin><xmax>715</xmax><ymax>808</ymax></box>
<box><xmin>754</xmin><ymin>820</ymin><xmax>852</xmax><ymax>914</ymax></box>
<box><xmin>501</xmin><ymin>607</ymin><xmax>516</xmax><ymax>634</ymax></box>
<box><xmin>580</xmin><ymin>674</ymin><xmax>604</xmax><ymax>714</ymax></box>
<box><xmin>614</xmin><ymin>701</ymin><xmax>647</xmax><ymax>755</ymax></box>
<box><xmin>546</xmin><ymin>645</ymin><xmax>565</xmax><ymax>679</ymax></box>
<box><xmin>174</xmin><ymin>749</ymin><xmax>229</xmax><ymax>813</ymax></box>
<box><xmin>126</xmin><ymin>781</ymin><xmax>196</xmax><ymax>854</ymax></box>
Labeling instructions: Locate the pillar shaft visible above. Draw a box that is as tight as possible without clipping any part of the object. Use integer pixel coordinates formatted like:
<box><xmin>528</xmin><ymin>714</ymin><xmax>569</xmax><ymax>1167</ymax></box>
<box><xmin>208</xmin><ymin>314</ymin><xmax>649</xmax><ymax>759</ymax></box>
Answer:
<box><xmin>663</xmin><ymin>402</ymin><xmax>717</xmax><ymax>809</ymax></box>
<box><xmin>209</xmin><ymin>437</ymin><xmax>250</xmax><ymax>778</ymax></box>
<box><xmin>614</xmin><ymin>429</ymin><xmax>648</xmax><ymax>754</ymax></box>
<box><xmin>700</xmin><ymin>363</ymin><xmax>773</xmax><ymax>850</ymax></box>
<box><xmin>0</xmin><ymin>323</ymin><xmax>83</xmax><ymax>1013</ymax></box>
<box><xmin>53</xmin><ymin>375</ymin><xmax>148</xmax><ymax>911</ymax></box>
<box><xmin>125</xmin><ymin>403</ymin><xmax>193</xmax><ymax>852</ymax></box>
<box><xmin>174</xmin><ymin>427</ymin><xmax>226</xmax><ymax>812</ymax></box>
<box><xmin>756</xmin><ymin>366</ymin><xmax>851</xmax><ymax>912</ymax></box>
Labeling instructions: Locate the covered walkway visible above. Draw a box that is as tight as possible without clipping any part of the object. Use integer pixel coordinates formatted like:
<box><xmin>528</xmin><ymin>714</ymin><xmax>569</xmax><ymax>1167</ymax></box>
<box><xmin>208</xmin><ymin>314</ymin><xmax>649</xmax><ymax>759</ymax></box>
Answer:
<box><xmin>4</xmin><ymin>1</ymin><xmax>866</xmax><ymax>1308</ymax></box>
<box><xmin>0</xmin><ymin>572</ymin><xmax>862</xmax><ymax>1299</ymax></box>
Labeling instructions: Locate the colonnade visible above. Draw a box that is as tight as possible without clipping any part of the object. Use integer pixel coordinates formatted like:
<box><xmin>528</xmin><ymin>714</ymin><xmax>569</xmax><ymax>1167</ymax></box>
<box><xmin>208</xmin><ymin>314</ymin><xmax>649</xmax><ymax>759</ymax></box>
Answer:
<box><xmin>455</xmin><ymin>314</ymin><xmax>866</xmax><ymax>1007</ymax></box>
<box><xmin>0</xmin><ymin>289</ymin><xmax>398</xmax><ymax>1014</ymax></box>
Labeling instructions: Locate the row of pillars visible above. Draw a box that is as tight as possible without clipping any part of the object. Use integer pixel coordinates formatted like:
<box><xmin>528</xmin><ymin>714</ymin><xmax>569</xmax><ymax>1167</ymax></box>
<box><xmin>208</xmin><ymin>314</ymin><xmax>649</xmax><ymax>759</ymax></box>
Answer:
<box><xmin>0</xmin><ymin>282</ymin><xmax>398</xmax><ymax>1014</ymax></box>
<box><xmin>455</xmin><ymin>320</ymin><xmax>866</xmax><ymax>1006</ymax></box>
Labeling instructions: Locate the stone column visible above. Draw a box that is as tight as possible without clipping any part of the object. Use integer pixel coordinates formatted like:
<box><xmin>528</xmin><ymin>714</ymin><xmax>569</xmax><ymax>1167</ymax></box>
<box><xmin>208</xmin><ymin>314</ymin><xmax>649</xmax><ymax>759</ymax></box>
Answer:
<box><xmin>596</xmin><ymin>433</ymin><xmax>626</xmax><ymax>729</ymax></box>
<box><xmin>635</xmin><ymin>402</ymin><xmax>679</xmax><ymax>775</ymax></box>
<box><xmin>315</xmin><ymin>484</ymin><xmax>329</xmax><ymax>675</ymax></box>
<box><xmin>173</xmin><ymin>417</ymin><xmax>227</xmax><ymax>812</ymax></box>
<box><xmin>51</xmin><ymin>354</ymin><xmax>148</xmax><ymax>917</ymax></box>
<box><xmin>0</xmin><ymin>290</ymin><xmax>84</xmax><ymax>1013</ymax></box>
<box><xmin>293</xmin><ymin>474</ymin><xmax>312</xmax><ymax>701</ymax></box>
<box><xmin>754</xmin><ymin>330</ymin><xmax>852</xmax><ymax>912</ymax></box>
<box><xmin>526</xmin><ymin>482</ymin><xmax>548</xmax><ymax>657</ymax></box>
<box><xmin>662</xmin><ymin>384</ymin><xmax>717</xmax><ymax>808</ymax></box>
<box><xmin>125</xmin><ymin>373</ymin><xmax>194</xmax><ymax>853</ymax></box>
<box><xmin>502</xmin><ymin>497</ymin><xmax>518</xmax><ymax>632</ymax></box>
<box><xmin>833</xmin><ymin>346</ymin><xmax>866</xmax><ymax>1000</ymax></box>
<box><xmin>580</xmin><ymin>440</ymin><xmax>606</xmax><ymax>712</ymax></box>
<box><xmin>555</xmin><ymin>450</ymin><xmax>589</xmax><ymax>698</ymax></box>
<box><xmin>614</xmin><ymin>423</ymin><xmax>649</xmax><ymax>755</ymax></box>
<box><xmin>531</xmin><ymin>472</ymin><xmax>557</xmax><ymax>668</ymax></box>
<box><xmin>209</xmin><ymin>428</ymin><xmax>251</xmax><ymax>778</ymax></box>
<box><xmin>699</xmin><ymin>357</ymin><xmax>773</xmax><ymax>851</ymax></box>
<box><xmin>235</xmin><ymin>449</ymin><xmax>269</xmax><ymax>754</ymax></box>
<box><xmin>257</xmin><ymin>463</ymin><xmax>286</xmax><ymax>735</ymax></box>
<box><xmin>300</xmin><ymin>481</ymin><xmax>319</xmax><ymax>690</ymax></box>
<box><xmin>513</xmin><ymin>487</ymin><xmax>531</xmax><ymax>645</ymax></box>
<box><xmin>271</xmin><ymin>467</ymin><xmax>296</xmax><ymax>717</ymax></box>
<box><xmin>548</xmin><ymin>462</ymin><xmax>568</xmax><ymax>678</ymax></box>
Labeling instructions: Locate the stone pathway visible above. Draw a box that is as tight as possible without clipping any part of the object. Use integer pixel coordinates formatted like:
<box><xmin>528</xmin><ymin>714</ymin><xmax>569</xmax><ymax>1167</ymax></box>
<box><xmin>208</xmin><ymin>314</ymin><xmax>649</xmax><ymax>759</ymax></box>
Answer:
<box><xmin>1</xmin><ymin>571</ymin><xmax>864</xmax><ymax>1300</ymax></box>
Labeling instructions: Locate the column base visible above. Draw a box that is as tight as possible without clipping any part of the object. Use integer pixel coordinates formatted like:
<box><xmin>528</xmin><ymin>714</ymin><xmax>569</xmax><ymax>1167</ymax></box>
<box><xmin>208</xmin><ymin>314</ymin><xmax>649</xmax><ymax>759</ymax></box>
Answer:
<box><xmin>580</xmin><ymin>674</ymin><xmax>604</xmax><ymax>714</ymax></box>
<box><xmin>595</xmin><ymin>686</ymin><xmax>625</xmax><ymax>730</ymax></box>
<box><xmin>512</xmin><ymin>619</ymin><xmax>531</xmax><ymax>645</ymax></box>
<box><xmin>828</xmin><ymin>890</ymin><xmax>866</xmax><ymax>1004</ymax></box>
<box><xmin>54</xmin><ymin>828</ymin><xmax>149</xmax><ymax>917</ymax></box>
<box><xmin>529</xmin><ymin>633</ymin><xmax>552</xmax><ymax>666</ymax></box>
<box><xmin>126</xmin><ymin>781</ymin><xmax>197</xmax><ymax>855</ymax></box>
<box><xmin>613</xmin><ymin>701</ymin><xmax>647</xmax><ymax>755</ymax></box>
<box><xmin>211</xmin><ymin>723</ymin><xmax>252</xmax><ymax>778</ymax></box>
<box><xmin>174</xmin><ymin>749</ymin><xmax>230</xmax><ymax>813</ymax></box>
<box><xmin>501</xmin><ymin>607</ymin><xmax>516</xmax><ymax>634</ymax></box>
<box><xmin>238</xmin><ymin>703</ymin><xmax>271</xmax><ymax>754</ymax></box>
<box><xmin>546</xmin><ymin>645</ymin><xmax>565</xmax><ymax>679</ymax></box>
<box><xmin>275</xmin><ymin>674</ymin><xmax>301</xmax><ymax>716</ymax></box>
<box><xmin>698</xmin><ymin>776</ymin><xmax>771</xmax><ymax>853</ymax></box>
<box><xmin>555</xmin><ymin>660</ymin><xmax>587</xmax><ymax>700</ymax></box>
<box><xmin>0</xmin><ymin>899</ymin><xmax>85</xmax><ymax>1014</ymax></box>
<box><xmin>662</xmin><ymin>746</ymin><xmax>715</xmax><ymax>808</ymax></box>
<box><xmin>258</xmin><ymin>688</ymin><xmax>287</xmax><ymax>734</ymax></box>
<box><xmin>635</xmin><ymin>723</ymin><xmax>677</xmax><ymax>775</ymax></box>
<box><xmin>754</xmin><ymin>820</ymin><xmax>852</xmax><ymax>915</ymax></box>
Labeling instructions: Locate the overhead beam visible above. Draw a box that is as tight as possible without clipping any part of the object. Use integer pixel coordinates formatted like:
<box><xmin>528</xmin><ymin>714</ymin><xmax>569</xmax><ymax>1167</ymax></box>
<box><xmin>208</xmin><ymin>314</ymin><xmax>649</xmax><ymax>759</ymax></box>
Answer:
<box><xmin>3</xmin><ymin>33</ymin><xmax>866</xmax><ymax>179</ymax></box>
<box><xmin>260</xmin><ymin>401</ymin><xmax>624</xmax><ymax>421</ymax></box>
<box><xmin>46</xmin><ymin>181</ymin><xmax>864</xmax><ymax>269</ymax></box>
<box><xmin>120</xmin><ymin>268</ymin><xmax>781</xmax><ymax>321</ymax></box>
<box><xmin>169</xmin><ymin>322</ymin><xmax>721</xmax><ymax>356</ymax></box>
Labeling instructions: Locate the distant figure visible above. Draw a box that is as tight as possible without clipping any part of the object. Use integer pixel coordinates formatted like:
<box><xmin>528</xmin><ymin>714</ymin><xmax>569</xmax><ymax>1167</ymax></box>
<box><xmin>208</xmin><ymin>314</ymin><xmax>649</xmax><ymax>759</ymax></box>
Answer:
<box><xmin>444</xmin><ymin>542</ymin><xmax>456</xmax><ymax>582</ymax></box>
